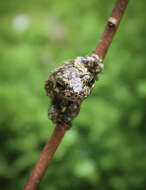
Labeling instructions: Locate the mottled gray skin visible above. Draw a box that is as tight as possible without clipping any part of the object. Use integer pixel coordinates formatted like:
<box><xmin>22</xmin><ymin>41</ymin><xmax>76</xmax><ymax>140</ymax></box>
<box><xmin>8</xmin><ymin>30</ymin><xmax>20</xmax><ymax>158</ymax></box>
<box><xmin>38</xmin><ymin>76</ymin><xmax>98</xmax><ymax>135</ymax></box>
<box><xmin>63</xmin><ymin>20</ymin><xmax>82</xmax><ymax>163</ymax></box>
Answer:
<box><xmin>45</xmin><ymin>55</ymin><xmax>103</xmax><ymax>128</ymax></box>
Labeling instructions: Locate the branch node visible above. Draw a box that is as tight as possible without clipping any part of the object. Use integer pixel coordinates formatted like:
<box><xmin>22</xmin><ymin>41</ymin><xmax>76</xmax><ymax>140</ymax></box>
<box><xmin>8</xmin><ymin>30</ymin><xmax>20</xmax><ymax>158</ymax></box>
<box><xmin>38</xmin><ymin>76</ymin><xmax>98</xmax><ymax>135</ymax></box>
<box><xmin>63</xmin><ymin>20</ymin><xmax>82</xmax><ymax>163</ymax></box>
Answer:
<box><xmin>108</xmin><ymin>17</ymin><xmax>118</xmax><ymax>27</ymax></box>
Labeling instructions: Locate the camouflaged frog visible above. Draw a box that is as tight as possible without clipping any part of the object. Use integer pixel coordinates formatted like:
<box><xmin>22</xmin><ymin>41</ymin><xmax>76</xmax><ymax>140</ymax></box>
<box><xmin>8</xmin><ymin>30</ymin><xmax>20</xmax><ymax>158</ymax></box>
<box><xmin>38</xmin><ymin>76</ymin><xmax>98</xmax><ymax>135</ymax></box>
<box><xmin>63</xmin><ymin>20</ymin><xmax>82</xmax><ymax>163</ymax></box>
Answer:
<box><xmin>45</xmin><ymin>54</ymin><xmax>103</xmax><ymax>128</ymax></box>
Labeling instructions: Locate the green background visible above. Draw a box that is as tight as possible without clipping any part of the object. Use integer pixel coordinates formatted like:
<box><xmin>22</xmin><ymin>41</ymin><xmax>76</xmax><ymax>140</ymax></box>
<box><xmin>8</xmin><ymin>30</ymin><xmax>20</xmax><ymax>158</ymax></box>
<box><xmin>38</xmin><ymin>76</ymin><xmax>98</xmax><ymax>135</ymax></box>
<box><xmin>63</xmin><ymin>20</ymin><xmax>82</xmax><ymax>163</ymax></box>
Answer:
<box><xmin>0</xmin><ymin>0</ymin><xmax>146</xmax><ymax>189</ymax></box>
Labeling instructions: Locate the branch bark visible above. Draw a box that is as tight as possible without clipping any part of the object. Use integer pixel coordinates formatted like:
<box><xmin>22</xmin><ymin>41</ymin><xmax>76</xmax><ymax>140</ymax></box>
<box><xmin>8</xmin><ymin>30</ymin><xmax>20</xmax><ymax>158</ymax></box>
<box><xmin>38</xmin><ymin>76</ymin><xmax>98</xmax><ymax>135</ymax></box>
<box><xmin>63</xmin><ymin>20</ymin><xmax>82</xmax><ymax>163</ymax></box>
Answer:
<box><xmin>23</xmin><ymin>125</ymin><xmax>67</xmax><ymax>190</ymax></box>
<box><xmin>23</xmin><ymin>0</ymin><xmax>129</xmax><ymax>189</ymax></box>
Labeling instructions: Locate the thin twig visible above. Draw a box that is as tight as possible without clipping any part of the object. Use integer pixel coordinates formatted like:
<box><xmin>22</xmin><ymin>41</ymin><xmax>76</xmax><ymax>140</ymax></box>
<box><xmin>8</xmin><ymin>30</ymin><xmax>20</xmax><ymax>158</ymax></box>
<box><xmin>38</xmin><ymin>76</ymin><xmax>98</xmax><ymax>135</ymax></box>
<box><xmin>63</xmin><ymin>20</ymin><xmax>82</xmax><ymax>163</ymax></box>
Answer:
<box><xmin>93</xmin><ymin>0</ymin><xmax>129</xmax><ymax>60</ymax></box>
<box><xmin>23</xmin><ymin>125</ymin><xmax>67</xmax><ymax>190</ymax></box>
<box><xmin>23</xmin><ymin>0</ymin><xmax>129</xmax><ymax>189</ymax></box>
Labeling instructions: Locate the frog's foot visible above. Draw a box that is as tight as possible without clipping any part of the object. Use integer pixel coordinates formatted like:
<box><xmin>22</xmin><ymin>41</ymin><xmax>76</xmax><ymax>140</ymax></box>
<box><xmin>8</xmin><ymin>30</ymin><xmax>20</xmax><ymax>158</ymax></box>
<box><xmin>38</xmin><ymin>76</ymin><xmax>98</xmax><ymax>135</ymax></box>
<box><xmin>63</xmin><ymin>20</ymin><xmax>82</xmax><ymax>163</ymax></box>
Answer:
<box><xmin>75</xmin><ymin>54</ymin><xmax>104</xmax><ymax>76</ymax></box>
<box><xmin>56</xmin><ymin>113</ymin><xmax>72</xmax><ymax>129</ymax></box>
<box><xmin>57</xmin><ymin>101</ymin><xmax>80</xmax><ymax>129</ymax></box>
<box><xmin>49</xmin><ymin>101</ymin><xmax>80</xmax><ymax>129</ymax></box>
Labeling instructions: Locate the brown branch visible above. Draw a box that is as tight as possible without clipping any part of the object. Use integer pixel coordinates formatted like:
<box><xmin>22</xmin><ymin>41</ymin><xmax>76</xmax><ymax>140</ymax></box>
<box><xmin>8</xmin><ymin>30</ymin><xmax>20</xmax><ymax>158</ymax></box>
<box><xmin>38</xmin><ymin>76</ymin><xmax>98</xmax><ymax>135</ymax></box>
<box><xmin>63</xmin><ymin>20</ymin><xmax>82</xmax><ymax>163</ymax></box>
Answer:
<box><xmin>23</xmin><ymin>125</ymin><xmax>67</xmax><ymax>190</ymax></box>
<box><xmin>93</xmin><ymin>0</ymin><xmax>129</xmax><ymax>60</ymax></box>
<box><xmin>23</xmin><ymin>0</ymin><xmax>128</xmax><ymax>189</ymax></box>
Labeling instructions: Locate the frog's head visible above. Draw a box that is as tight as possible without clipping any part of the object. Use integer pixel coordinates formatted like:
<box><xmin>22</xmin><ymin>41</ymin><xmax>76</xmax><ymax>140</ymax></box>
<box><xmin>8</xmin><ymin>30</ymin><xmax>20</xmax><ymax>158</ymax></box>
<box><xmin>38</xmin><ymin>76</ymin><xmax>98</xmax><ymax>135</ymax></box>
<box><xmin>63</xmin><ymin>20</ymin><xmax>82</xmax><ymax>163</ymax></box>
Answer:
<box><xmin>47</xmin><ymin>60</ymin><xmax>95</xmax><ymax>102</ymax></box>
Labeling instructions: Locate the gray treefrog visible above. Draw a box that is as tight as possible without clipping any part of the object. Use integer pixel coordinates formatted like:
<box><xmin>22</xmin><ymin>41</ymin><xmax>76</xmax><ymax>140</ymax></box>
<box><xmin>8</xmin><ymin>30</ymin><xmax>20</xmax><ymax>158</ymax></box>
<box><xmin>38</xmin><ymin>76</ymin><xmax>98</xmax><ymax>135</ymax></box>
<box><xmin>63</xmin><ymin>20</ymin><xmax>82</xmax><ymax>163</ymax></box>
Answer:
<box><xmin>45</xmin><ymin>54</ymin><xmax>103</xmax><ymax>128</ymax></box>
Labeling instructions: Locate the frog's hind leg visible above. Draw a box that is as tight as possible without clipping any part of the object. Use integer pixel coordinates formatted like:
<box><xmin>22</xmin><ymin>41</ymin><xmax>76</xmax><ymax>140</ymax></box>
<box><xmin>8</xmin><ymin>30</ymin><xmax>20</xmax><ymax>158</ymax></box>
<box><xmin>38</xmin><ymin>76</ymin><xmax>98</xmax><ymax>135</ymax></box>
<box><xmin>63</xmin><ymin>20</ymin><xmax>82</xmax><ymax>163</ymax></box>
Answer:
<box><xmin>49</xmin><ymin>98</ymin><xmax>62</xmax><ymax>124</ymax></box>
<box><xmin>58</xmin><ymin>101</ymin><xmax>80</xmax><ymax>128</ymax></box>
<box><xmin>49</xmin><ymin>98</ymin><xmax>80</xmax><ymax>129</ymax></box>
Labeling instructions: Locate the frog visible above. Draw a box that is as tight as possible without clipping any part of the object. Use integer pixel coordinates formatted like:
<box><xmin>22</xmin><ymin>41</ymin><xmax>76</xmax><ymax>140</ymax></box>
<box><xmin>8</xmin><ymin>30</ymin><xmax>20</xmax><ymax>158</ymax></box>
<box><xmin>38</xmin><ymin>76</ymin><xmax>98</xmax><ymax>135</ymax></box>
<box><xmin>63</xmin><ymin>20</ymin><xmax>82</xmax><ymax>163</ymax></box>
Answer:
<box><xmin>45</xmin><ymin>54</ymin><xmax>103</xmax><ymax>128</ymax></box>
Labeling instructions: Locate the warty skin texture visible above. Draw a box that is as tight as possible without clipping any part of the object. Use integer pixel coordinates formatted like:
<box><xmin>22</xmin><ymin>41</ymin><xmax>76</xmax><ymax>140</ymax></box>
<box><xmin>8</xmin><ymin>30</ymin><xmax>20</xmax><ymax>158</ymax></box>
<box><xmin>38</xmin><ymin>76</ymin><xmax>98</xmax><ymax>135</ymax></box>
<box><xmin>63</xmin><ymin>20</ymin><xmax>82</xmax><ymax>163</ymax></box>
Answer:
<box><xmin>45</xmin><ymin>55</ymin><xmax>103</xmax><ymax>128</ymax></box>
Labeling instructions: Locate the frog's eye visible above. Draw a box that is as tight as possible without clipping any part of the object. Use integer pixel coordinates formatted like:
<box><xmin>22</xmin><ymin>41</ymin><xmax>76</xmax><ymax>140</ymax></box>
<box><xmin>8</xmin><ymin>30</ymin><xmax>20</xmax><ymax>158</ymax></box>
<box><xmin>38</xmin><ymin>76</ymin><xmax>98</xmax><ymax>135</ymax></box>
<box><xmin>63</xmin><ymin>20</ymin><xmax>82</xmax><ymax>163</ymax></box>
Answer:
<box><xmin>88</xmin><ymin>78</ymin><xmax>95</xmax><ymax>87</ymax></box>
<box><xmin>56</xmin><ymin>81</ymin><xmax>65</xmax><ymax>90</ymax></box>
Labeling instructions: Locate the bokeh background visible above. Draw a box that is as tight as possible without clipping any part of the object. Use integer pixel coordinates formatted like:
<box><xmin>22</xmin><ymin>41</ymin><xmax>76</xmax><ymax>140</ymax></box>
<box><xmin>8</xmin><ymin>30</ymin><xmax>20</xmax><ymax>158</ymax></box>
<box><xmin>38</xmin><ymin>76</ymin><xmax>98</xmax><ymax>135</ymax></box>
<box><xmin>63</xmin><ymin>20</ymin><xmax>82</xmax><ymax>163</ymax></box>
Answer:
<box><xmin>0</xmin><ymin>0</ymin><xmax>146</xmax><ymax>189</ymax></box>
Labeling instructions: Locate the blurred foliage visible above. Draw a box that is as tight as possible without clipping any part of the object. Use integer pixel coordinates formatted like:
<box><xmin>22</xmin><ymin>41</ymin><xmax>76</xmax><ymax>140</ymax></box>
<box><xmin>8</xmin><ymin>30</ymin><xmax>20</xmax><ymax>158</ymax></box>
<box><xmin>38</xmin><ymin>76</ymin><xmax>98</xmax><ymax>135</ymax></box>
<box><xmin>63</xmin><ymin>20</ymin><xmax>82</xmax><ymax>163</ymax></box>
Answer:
<box><xmin>0</xmin><ymin>0</ymin><xmax>146</xmax><ymax>189</ymax></box>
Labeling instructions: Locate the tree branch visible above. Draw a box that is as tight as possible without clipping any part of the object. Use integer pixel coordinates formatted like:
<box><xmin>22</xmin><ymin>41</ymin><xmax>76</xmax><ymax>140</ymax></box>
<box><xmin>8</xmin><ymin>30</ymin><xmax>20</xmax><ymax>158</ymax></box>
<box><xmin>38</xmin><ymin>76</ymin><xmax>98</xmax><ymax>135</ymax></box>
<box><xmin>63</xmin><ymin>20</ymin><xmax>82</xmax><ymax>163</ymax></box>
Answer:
<box><xmin>23</xmin><ymin>0</ymin><xmax>129</xmax><ymax>189</ymax></box>
<box><xmin>23</xmin><ymin>125</ymin><xmax>67</xmax><ymax>190</ymax></box>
